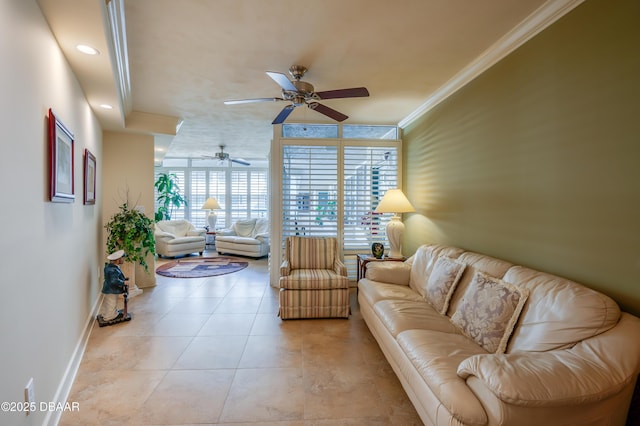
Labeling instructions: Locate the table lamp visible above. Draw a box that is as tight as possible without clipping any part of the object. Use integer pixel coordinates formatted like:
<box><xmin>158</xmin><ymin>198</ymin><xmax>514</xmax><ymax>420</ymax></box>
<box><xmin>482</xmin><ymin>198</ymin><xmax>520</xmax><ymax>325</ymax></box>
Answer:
<box><xmin>201</xmin><ymin>198</ymin><xmax>221</xmax><ymax>230</ymax></box>
<box><xmin>374</xmin><ymin>189</ymin><xmax>415</xmax><ymax>258</ymax></box>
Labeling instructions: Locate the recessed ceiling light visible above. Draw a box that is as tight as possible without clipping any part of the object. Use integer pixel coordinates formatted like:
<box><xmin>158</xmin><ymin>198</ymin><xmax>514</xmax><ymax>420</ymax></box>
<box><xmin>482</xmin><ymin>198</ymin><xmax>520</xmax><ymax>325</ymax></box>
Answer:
<box><xmin>76</xmin><ymin>44</ymin><xmax>99</xmax><ymax>55</ymax></box>
<box><xmin>99</xmin><ymin>104</ymin><xmax>113</xmax><ymax>109</ymax></box>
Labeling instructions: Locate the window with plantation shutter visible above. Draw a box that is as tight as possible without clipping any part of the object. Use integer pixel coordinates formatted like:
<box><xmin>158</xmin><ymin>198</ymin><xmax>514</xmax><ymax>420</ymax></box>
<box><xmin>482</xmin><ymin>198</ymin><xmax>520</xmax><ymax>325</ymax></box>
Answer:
<box><xmin>208</xmin><ymin>170</ymin><xmax>226</xmax><ymax>227</ymax></box>
<box><xmin>190</xmin><ymin>170</ymin><xmax>207</xmax><ymax>226</ymax></box>
<box><xmin>230</xmin><ymin>171</ymin><xmax>248</xmax><ymax>221</ymax></box>
<box><xmin>343</xmin><ymin>147</ymin><xmax>398</xmax><ymax>251</ymax></box>
<box><xmin>279</xmin><ymin>145</ymin><xmax>398</xmax><ymax>247</ymax></box>
<box><xmin>250</xmin><ymin>171</ymin><xmax>268</xmax><ymax>218</ymax></box>
<box><xmin>282</xmin><ymin>145</ymin><xmax>338</xmax><ymax>239</ymax></box>
<box><xmin>154</xmin><ymin>159</ymin><xmax>267</xmax><ymax>229</ymax></box>
<box><xmin>272</xmin><ymin>125</ymin><xmax>401</xmax><ymax>285</ymax></box>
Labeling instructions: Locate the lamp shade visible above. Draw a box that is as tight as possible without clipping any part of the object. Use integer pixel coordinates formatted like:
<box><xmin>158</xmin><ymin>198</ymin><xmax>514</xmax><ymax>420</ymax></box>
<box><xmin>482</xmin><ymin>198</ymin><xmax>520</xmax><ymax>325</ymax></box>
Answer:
<box><xmin>201</xmin><ymin>198</ymin><xmax>221</xmax><ymax>210</ymax></box>
<box><xmin>374</xmin><ymin>189</ymin><xmax>415</xmax><ymax>213</ymax></box>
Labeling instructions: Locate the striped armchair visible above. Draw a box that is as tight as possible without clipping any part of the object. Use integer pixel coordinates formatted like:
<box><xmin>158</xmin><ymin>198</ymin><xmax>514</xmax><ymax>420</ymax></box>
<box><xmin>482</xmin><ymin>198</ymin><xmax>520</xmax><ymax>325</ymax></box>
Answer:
<box><xmin>279</xmin><ymin>236</ymin><xmax>350</xmax><ymax>319</ymax></box>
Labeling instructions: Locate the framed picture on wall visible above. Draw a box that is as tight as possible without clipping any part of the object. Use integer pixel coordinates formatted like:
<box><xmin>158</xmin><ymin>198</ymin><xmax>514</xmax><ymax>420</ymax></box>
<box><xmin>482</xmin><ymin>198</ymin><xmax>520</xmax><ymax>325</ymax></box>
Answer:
<box><xmin>49</xmin><ymin>109</ymin><xmax>75</xmax><ymax>203</ymax></box>
<box><xmin>84</xmin><ymin>149</ymin><xmax>96</xmax><ymax>205</ymax></box>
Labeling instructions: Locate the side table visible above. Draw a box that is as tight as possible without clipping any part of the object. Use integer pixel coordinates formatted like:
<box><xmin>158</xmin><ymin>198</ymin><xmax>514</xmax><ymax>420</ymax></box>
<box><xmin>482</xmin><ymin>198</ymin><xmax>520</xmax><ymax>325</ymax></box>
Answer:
<box><xmin>205</xmin><ymin>231</ymin><xmax>216</xmax><ymax>250</ymax></box>
<box><xmin>356</xmin><ymin>253</ymin><xmax>406</xmax><ymax>282</ymax></box>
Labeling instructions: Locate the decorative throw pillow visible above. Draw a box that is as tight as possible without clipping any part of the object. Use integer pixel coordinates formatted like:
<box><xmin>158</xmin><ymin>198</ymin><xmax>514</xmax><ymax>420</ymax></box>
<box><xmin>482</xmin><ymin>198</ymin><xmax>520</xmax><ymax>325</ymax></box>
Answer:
<box><xmin>450</xmin><ymin>271</ymin><xmax>529</xmax><ymax>354</ymax></box>
<box><xmin>424</xmin><ymin>256</ymin><xmax>466</xmax><ymax>314</ymax></box>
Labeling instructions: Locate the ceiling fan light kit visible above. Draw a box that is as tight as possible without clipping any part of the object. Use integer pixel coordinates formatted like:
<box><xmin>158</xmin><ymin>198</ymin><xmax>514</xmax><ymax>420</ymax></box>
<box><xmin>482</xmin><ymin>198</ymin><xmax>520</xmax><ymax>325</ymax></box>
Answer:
<box><xmin>224</xmin><ymin>65</ymin><xmax>369</xmax><ymax>125</ymax></box>
<box><xmin>203</xmin><ymin>145</ymin><xmax>250</xmax><ymax>166</ymax></box>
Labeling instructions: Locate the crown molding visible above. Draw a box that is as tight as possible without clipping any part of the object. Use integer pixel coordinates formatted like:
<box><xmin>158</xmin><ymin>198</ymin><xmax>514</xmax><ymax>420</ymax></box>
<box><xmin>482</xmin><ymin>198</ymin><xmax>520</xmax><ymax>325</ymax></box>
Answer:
<box><xmin>398</xmin><ymin>0</ymin><xmax>586</xmax><ymax>129</ymax></box>
<box><xmin>102</xmin><ymin>0</ymin><xmax>132</xmax><ymax>125</ymax></box>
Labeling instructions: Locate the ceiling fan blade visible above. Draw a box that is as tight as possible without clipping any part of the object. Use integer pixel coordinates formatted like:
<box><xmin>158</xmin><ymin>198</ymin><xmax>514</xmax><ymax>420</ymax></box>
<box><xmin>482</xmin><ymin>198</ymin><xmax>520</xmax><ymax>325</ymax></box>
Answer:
<box><xmin>224</xmin><ymin>97</ymin><xmax>282</xmax><ymax>105</ymax></box>
<box><xmin>315</xmin><ymin>87</ymin><xmax>369</xmax><ymax>100</ymax></box>
<box><xmin>231</xmin><ymin>158</ymin><xmax>251</xmax><ymax>166</ymax></box>
<box><xmin>308</xmin><ymin>102</ymin><xmax>348</xmax><ymax>122</ymax></box>
<box><xmin>272</xmin><ymin>105</ymin><xmax>296</xmax><ymax>124</ymax></box>
<box><xmin>266</xmin><ymin>71</ymin><xmax>298</xmax><ymax>92</ymax></box>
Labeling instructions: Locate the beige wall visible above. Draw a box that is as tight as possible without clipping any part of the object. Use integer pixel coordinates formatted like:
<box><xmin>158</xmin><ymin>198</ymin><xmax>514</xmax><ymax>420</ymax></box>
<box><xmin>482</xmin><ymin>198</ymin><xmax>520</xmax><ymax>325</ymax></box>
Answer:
<box><xmin>0</xmin><ymin>1</ymin><xmax>104</xmax><ymax>424</ymax></box>
<box><xmin>102</xmin><ymin>131</ymin><xmax>156</xmax><ymax>288</ymax></box>
<box><xmin>402</xmin><ymin>0</ymin><xmax>640</xmax><ymax>315</ymax></box>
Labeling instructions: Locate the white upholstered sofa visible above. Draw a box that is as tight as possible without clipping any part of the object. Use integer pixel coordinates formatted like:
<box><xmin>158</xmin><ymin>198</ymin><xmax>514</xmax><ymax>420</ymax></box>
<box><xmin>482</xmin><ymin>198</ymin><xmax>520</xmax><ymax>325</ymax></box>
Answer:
<box><xmin>358</xmin><ymin>243</ymin><xmax>640</xmax><ymax>426</ymax></box>
<box><xmin>154</xmin><ymin>220</ymin><xmax>206</xmax><ymax>258</ymax></box>
<box><xmin>215</xmin><ymin>218</ymin><xmax>269</xmax><ymax>258</ymax></box>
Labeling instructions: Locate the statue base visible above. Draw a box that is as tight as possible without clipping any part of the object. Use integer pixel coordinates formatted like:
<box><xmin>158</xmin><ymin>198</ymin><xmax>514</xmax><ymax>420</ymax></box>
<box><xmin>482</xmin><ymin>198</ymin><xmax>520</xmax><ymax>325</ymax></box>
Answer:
<box><xmin>96</xmin><ymin>310</ymin><xmax>132</xmax><ymax>327</ymax></box>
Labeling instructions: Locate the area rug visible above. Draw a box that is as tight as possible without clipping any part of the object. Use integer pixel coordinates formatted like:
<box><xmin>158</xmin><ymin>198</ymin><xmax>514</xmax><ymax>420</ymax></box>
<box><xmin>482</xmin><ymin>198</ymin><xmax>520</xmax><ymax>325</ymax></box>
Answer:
<box><xmin>156</xmin><ymin>256</ymin><xmax>248</xmax><ymax>278</ymax></box>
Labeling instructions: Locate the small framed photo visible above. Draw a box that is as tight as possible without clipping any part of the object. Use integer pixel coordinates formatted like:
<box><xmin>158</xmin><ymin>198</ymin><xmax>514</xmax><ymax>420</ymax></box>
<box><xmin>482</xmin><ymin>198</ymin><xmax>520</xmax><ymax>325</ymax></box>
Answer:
<box><xmin>49</xmin><ymin>109</ymin><xmax>75</xmax><ymax>203</ymax></box>
<box><xmin>84</xmin><ymin>149</ymin><xmax>96</xmax><ymax>205</ymax></box>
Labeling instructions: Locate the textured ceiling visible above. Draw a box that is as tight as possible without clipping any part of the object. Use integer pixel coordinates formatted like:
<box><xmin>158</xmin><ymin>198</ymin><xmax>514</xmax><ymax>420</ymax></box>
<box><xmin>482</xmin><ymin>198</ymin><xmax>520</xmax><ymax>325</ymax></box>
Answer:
<box><xmin>39</xmin><ymin>0</ymin><xmax>561</xmax><ymax>162</ymax></box>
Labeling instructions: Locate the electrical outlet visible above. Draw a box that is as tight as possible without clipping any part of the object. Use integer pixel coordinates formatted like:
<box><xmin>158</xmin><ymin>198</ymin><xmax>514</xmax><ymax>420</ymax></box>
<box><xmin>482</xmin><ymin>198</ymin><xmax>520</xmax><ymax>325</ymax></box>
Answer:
<box><xmin>24</xmin><ymin>378</ymin><xmax>35</xmax><ymax>415</ymax></box>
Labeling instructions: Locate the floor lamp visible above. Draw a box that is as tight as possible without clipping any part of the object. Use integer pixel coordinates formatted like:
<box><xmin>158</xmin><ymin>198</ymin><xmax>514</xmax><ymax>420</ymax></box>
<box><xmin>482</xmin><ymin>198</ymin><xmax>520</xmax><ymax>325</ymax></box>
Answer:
<box><xmin>374</xmin><ymin>189</ymin><xmax>415</xmax><ymax>259</ymax></box>
<box><xmin>201</xmin><ymin>198</ymin><xmax>221</xmax><ymax>230</ymax></box>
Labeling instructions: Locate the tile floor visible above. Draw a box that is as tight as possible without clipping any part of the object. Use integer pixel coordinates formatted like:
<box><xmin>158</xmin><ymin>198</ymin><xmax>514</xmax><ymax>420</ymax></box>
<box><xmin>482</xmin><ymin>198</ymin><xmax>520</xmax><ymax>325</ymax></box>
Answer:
<box><xmin>59</xmin><ymin>254</ymin><xmax>422</xmax><ymax>425</ymax></box>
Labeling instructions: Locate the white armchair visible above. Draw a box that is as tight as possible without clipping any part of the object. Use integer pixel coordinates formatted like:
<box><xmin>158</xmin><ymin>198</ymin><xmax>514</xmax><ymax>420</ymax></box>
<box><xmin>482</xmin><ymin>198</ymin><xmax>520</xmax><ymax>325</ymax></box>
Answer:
<box><xmin>216</xmin><ymin>218</ymin><xmax>269</xmax><ymax>258</ymax></box>
<box><xmin>155</xmin><ymin>220</ymin><xmax>206</xmax><ymax>258</ymax></box>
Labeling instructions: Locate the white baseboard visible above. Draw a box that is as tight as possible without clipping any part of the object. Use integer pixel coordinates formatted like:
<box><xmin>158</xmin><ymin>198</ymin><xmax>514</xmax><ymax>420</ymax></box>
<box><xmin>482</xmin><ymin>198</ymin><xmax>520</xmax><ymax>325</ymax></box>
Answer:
<box><xmin>43</xmin><ymin>294</ymin><xmax>103</xmax><ymax>426</ymax></box>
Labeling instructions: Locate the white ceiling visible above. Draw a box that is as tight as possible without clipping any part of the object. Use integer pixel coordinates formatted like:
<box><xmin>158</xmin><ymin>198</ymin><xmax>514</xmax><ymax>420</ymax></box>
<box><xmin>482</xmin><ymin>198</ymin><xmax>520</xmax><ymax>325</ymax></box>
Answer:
<box><xmin>37</xmin><ymin>0</ymin><xmax>579</xmax><ymax>163</ymax></box>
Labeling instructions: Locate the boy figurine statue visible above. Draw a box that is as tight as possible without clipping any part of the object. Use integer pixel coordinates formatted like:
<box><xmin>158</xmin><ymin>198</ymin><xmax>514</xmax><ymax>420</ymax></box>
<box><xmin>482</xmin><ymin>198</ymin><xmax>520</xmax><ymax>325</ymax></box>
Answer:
<box><xmin>96</xmin><ymin>249</ymin><xmax>132</xmax><ymax>327</ymax></box>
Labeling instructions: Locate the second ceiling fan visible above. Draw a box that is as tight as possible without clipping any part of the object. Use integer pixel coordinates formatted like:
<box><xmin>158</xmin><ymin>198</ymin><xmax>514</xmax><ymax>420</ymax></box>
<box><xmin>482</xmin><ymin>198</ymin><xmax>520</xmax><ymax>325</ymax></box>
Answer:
<box><xmin>203</xmin><ymin>144</ymin><xmax>250</xmax><ymax>166</ymax></box>
<box><xmin>224</xmin><ymin>65</ymin><xmax>369</xmax><ymax>124</ymax></box>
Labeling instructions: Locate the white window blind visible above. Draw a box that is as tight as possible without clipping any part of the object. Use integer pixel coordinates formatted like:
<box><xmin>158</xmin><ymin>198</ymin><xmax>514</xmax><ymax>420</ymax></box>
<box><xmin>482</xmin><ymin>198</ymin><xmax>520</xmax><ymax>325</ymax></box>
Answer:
<box><xmin>190</xmin><ymin>170</ymin><xmax>207</xmax><ymax>226</ymax></box>
<box><xmin>154</xmin><ymin>161</ymin><xmax>266</xmax><ymax>229</ymax></box>
<box><xmin>230</xmin><ymin>171</ymin><xmax>248</xmax><ymax>221</ymax></box>
<box><xmin>208</xmin><ymin>170</ymin><xmax>226</xmax><ymax>227</ymax></box>
<box><xmin>250</xmin><ymin>171</ymin><xmax>268</xmax><ymax>218</ymax></box>
<box><xmin>282</xmin><ymin>145</ymin><xmax>338</xmax><ymax>239</ymax></box>
<box><xmin>343</xmin><ymin>147</ymin><xmax>398</xmax><ymax>251</ymax></box>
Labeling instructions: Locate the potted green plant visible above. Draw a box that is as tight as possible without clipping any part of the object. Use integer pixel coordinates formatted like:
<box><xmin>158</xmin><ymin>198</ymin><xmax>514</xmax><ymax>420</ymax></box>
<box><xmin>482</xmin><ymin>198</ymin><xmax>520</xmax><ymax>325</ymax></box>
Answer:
<box><xmin>154</xmin><ymin>172</ymin><xmax>187</xmax><ymax>221</ymax></box>
<box><xmin>105</xmin><ymin>201</ymin><xmax>156</xmax><ymax>273</ymax></box>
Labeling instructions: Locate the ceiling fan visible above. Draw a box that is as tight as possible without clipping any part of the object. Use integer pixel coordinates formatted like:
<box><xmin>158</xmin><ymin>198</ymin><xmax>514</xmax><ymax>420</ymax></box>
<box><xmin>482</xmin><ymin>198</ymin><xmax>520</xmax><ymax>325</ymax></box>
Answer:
<box><xmin>224</xmin><ymin>65</ymin><xmax>369</xmax><ymax>124</ymax></box>
<box><xmin>203</xmin><ymin>144</ymin><xmax>250</xmax><ymax>166</ymax></box>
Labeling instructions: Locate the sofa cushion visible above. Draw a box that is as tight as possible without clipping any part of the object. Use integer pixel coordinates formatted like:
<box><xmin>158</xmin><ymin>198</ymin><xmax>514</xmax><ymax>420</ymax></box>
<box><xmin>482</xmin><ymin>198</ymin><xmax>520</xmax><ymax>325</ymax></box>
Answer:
<box><xmin>165</xmin><ymin>236</ymin><xmax>205</xmax><ymax>245</ymax></box>
<box><xmin>503</xmin><ymin>266</ymin><xmax>621</xmax><ymax>353</ymax></box>
<box><xmin>397</xmin><ymin>329</ymin><xmax>488</xmax><ymax>425</ymax></box>
<box><xmin>288</xmin><ymin>236</ymin><xmax>335</xmax><ymax>270</ymax></box>
<box><xmin>157</xmin><ymin>219</ymin><xmax>193</xmax><ymax>237</ymax></box>
<box><xmin>233</xmin><ymin>219</ymin><xmax>256</xmax><ymax>237</ymax></box>
<box><xmin>365</xmin><ymin>261</ymin><xmax>411</xmax><ymax>285</ymax></box>
<box><xmin>451</xmin><ymin>271</ymin><xmax>529</xmax><ymax>354</ymax></box>
<box><xmin>253</xmin><ymin>218</ymin><xmax>269</xmax><ymax>235</ymax></box>
<box><xmin>280</xmin><ymin>269</ymin><xmax>349</xmax><ymax>290</ymax></box>
<box><xmin>374</xmin><ymin>299</ymin><xmax>459</xmax><ymax>337</ymax></box>
<box><xmin>425</xmin><ymin>256</ymin><xmax>466</xmax><ymax>315</ymax></box>
<box><xmin>357</xmin><ymin>278</ymin><xmax>424</xmax><ymax>307</ymax></box>
<box><xmin>216</xmin><ymin>235</ymin><xmax>262</xmax><ymax>245</ymax></box>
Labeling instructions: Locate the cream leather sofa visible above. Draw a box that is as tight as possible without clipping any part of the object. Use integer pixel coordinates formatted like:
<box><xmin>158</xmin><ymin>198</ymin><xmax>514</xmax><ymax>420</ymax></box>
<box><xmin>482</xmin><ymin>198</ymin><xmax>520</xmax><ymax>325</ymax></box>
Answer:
<box><xmin>215</xmin><ymin>218</ymin><xmax>269</xmax><ymax>258</ymax></box>
<box><xmin>154</xmin><ymin>220</ymin><xmax>206</xmax><ymax>258</ymax></box>
<box><xmin>358</xmin><ymin>244</ymin><xmax>640</xmax><ymax>426</ymax></box>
